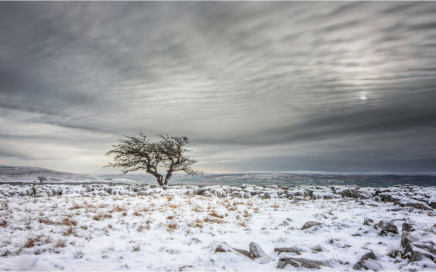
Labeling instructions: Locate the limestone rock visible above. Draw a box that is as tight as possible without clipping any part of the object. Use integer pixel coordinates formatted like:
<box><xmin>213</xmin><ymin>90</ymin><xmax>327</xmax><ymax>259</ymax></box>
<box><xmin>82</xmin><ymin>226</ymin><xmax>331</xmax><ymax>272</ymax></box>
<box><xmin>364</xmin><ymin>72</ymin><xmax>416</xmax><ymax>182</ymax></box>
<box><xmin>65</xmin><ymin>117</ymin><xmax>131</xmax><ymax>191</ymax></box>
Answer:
<box><xmin>301</xmin><ymin>221</ymin><xmax>321</xmax><ymax>230</ymax></box>
<box><xmin>375</xmin><ymin>221</ymin><xmax>398</xmax><ymax>236</ymax></box>
<box><xmin>402</xmin><ymin>222</ymin><xmax>414</xmax><ymax>232</ymax></box>
<box><xmin>353</xmin><ymin>252</ymin><xmax>381</xmax><ymax>270</ymax></box>
<box><xmin>274</xmin><ymin>247</ymin><xmax>301</xmax><ymax>255</ymax></box>
<box><xmin>277</xmin><ymin>258</ymin><xmax>326</xmax><ymax>269</ymax></box>
<box><xmin>249</xmin><ymin>242</ymin><xmax>270</xmax><ymax>264</ymax></box>
<box><xmin>363</xmin><ymin>218</ymin><xmax>374</xmax><ymax>226</ymax></box>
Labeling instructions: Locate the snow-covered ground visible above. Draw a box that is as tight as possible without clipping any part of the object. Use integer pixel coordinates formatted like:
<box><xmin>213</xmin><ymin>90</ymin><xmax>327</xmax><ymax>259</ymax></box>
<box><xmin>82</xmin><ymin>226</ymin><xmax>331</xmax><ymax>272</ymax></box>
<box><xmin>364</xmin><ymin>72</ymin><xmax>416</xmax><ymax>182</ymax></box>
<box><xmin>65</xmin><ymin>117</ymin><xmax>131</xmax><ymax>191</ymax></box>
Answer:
<box><xmin>0</xmin><ymin>184</ymin><xmax>435</xmax><ymax>271</ymax></box>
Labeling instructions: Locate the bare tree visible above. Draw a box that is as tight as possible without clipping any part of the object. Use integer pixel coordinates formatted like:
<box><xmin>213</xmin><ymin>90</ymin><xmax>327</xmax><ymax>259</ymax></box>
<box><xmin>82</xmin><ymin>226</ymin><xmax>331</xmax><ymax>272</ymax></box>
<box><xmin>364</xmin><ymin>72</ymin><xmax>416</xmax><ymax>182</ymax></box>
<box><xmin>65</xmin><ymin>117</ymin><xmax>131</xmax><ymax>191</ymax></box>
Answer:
<box><xmin>105</xmin><ymin>133</ymin><xmax>202</xmax><ymax>186</ymax></box>
<box><xmin>37</xmin><ymin>175</ymin><xmax>47</xmax><ymax>183</ymax></box>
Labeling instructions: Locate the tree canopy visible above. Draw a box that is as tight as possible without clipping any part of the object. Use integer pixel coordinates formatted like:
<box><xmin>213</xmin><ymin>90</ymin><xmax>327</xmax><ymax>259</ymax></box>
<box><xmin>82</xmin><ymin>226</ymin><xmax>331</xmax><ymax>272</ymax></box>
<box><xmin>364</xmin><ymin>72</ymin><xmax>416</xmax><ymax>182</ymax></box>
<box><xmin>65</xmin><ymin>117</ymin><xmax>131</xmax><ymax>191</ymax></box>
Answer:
<box><xmin>105</xmin><ymin>133</ymin><xmax>202</xmax><ymax>186</ymax></box>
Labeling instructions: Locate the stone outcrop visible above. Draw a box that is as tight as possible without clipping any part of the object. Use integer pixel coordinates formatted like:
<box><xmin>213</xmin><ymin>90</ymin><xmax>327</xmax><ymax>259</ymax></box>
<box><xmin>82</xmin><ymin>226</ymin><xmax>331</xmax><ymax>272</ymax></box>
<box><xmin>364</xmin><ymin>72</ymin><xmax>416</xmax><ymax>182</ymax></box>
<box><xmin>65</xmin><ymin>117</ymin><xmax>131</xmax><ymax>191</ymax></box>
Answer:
<box><xmin>274</xmin><ymin>247</ymin><xmax>301</xmax><ymax>255</ymax></box>
<box><xmin>277</xmin><ymin>258</ymin><xmax>327</xmax><ymax>269</ymax></box>
<box><xmin>249</xmin><ymin>242</ymin><xmax>271</xmax><ymax>264</ymax></box>
<box><xmin>353</xmin><ymin>252</ymin><xmax>381</xmax><ymax>270</ymax></box>
<box><xmin>374</xmin><ymin>221</ymin><xmax>398</xmax><ymax>236</ymax></box>
<box><xmin>301</xmin><ymin>221</ymin><xmax>321</xmax><ymax>230</ymax></box>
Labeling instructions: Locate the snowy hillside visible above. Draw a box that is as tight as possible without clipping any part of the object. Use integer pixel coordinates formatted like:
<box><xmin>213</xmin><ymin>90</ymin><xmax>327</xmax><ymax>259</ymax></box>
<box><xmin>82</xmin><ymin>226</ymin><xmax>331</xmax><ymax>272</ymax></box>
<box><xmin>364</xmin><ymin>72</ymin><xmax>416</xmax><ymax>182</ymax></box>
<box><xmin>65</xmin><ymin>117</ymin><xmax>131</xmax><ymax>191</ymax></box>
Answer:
<box><xmin>0</xmin><ymin>165</ymin><xmax>135</xmax><ymax>184</ymax></box>
<box><xmin>0</xmin><ymin>184</ymin><xmax>435</xmax><ymax>271</ymax></box>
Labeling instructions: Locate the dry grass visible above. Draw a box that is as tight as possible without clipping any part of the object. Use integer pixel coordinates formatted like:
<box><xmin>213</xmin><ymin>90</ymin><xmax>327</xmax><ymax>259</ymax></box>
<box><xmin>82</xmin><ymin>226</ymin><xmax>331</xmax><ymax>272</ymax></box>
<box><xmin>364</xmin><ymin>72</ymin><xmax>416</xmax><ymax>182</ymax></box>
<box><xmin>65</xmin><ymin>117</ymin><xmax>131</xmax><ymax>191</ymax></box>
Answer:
<box><xmin>0</xmin><ymin>219</ymin><xmax>7</xmax><ymax>227</ymax></box>
<box><xmin>187</xmin><ymin>219</ymin><xmax>204</xmax><ymax>229</ymax></box>
<box><xmin>56</xmin><ymin>239</ymin><xmax>66</xmax><ymax>248</ymax></box>
<box><xmin>243</xmin><ymin>210</ymin><xmax>252</xmax><ymax>218</ymax></box>
<box><xmin>110</xmin><ymin>205</ymin><xmax>126</xmax><ymax>213</ymax></box>
<box><xmin>133</xmin><ymin>211</ymin><xmax>142</xmax><ymax>216</ymax></box>
<box><xmin>63</xmin><ymin>226</ymin><xmax>74</xmax><ymax>236</ymax></box>
<box><xmin>69</xmin><ymin>203</ymin><xmax>83</xmax><ymax>210</ymax></box>
<box><xmin>24</xmin><ymin>238</ymin><xmax>35</xmax><ymax>248</ymax></box>
<box><xmin>167</xmin><ymin>223</ymin><xmax>178</xmax><ymax>230</ymax></box>
<box><xmin>93</xmin><ymin>213</ymin><xmax>112</xmax><ymax>221</ymax></box>
<box><xmin>168</xmin><ymin>203</ymin><xmax>179</xmax><ymax>209</ymax></box>
<box><xmin>137</xmin><ymin>224</ymin><xmax>150</xmax><ymax>232</ymax></box>
<box><xmin>192</xmin><ymin>205</ymin><xmax>203</xmax><ymax>212</ymax></box>
<box><xmin>209</xmin><ymin>210</ymin><xmax>225</xmax><ymax>219</ymax></box>
<box><xmin>61</xmin><ymin>218</ymin><xmax>77</xmax><ymax>226</ymax></box>
<box><xmin>203</xmin><ymin>217</ymin><xmax>224</xmax><ymax>224</ymax></box>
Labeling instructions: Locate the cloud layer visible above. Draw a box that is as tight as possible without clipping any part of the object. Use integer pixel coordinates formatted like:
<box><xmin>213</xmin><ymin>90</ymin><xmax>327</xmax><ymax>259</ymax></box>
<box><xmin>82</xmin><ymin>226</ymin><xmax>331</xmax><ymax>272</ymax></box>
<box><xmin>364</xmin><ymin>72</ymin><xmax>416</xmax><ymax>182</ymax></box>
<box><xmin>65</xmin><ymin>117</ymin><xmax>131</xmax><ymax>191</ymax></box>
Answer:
<box><xmin>1</xmin><ymin>2</ymin><xmax>436</xmax><ymax>173</ymax></box>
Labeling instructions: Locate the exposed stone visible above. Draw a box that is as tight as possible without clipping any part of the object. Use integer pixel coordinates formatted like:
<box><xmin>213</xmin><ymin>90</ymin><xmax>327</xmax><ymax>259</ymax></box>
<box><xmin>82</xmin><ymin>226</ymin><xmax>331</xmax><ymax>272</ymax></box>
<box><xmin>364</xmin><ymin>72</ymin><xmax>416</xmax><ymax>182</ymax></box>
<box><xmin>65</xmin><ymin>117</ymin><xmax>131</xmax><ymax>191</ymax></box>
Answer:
<box><xmin>353</xmin><ymin>252</ymin><xmax>378</xmax><ymax>270</ymax></box>
<box><xmin>375</xmin><ymin>221</ymin><xmax>398</xmax><ymax>236</ymax></box>
<box><xmin>311</xmin><ymin>245</ymin><xmax>324</xmax><ymax>253</ymax></box>
<box><xmin>274</xmin><ymin>247</ymin><xmax>301</xmax><ymax>255</ymax></box>
<box><xmin>234</xmin><ymin>248</ymin><xmax>252</xmax><ymax>259</ymax></box>
<box><xmin>363</xmin><ymin>218</ymin><xmax>374</xmax><ymax>226</ymax></box>
<box><xmin>401</xmin><ymin>232</ymin><xmax>416</xmax><ymax>248</ymax></box>
<box><xmin>260</xmin><ymin>193</ymin><xmax>271</xmax><ymax>199</ymax></box>
<box><xmin>215</xmin><ymin>243</ymin><xmax>251</xmax><ymax>259</ymax></box>
<box><xmin>399</xmin><ymin>202</ymin><xmax>432</xmax><ymax>210</ymax></box>
<box><xmin>339</xmin><ymin>188</ymin><xmax>361</xmax><ymax>199</ymax></box>
<box><xmin>403</xmin><ymin>242</ymin><xmax>436</xmax><ymax>264</ymax></box>
<box><xmin>277</xmin><ymin>258</ymin><xmax>326</xmax><ymax>269</ymax></box>
<box><xmin>301</xmin><ymin>221</ymin><xmax>321</xmax><ymax>230</ymax></box>
<box><xmin>249</xmin><ymin>242</ymin><xmax>270</xmax><ymax>264</ymax></box>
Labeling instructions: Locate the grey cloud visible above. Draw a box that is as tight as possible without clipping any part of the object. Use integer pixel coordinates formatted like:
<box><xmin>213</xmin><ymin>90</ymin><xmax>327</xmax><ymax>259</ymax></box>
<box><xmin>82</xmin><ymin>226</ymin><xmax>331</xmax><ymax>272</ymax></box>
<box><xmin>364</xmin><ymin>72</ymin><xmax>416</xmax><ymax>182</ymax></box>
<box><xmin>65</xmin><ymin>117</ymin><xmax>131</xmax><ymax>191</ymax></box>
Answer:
<box><xmin>0</xmin><ymin>2</ymin><xmax>436</xmax><ymax>173</ymax></box>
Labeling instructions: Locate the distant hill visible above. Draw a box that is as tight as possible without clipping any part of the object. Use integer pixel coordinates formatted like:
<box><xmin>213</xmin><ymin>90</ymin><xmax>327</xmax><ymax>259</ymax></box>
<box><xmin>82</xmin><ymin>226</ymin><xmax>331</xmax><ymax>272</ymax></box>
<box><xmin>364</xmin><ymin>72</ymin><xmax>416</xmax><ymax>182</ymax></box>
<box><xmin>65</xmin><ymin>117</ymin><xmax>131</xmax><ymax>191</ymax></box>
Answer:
<box><xmin>0</xmin><ymin>165</ymin><xmax>135</xmax><ymax>184</ymax></box>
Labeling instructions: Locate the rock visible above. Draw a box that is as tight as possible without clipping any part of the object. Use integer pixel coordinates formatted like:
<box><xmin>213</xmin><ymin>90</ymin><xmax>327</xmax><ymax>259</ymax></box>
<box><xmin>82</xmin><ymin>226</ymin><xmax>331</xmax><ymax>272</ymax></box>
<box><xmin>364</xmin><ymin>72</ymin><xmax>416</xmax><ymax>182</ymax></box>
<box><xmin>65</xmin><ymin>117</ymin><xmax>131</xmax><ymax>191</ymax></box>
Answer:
<box><xmin>363</xmin><ymin>218</ymin><xmax>374</xmax><ymax>226</ymax></box>
<box><xmin>353</xmin><ymin>252</ymin><xmax>380</xmax><ymax>270</ymax></box>
<box><xmin>402</xmin><ymin>222</ymin><xmax>414</xmax><ymax>232</ymax></box>
<box><xmin>338</xmin><ymin>188</ymin><xmax>361</xmax><ymax>199</ymax></box>
<box><xmin>277</xmin><ymin>258</ymin><xmax>326</xmax><ymax>269</ymax></box>
<box><xmin>274</xmin><ymin>247</ymin><xmax>301</xmax><ymax>255</ymax></box>
<box><xmin>249</xmin><ymin>242</ymin><xmax>270</xmax><ymax>264</ymax></box>
<box><xmin>260</xmin><ymin>193</ymin><xmax>271</xmax><ymax>199</ymax></box>
<box><xmin>403</xmin><ymin>242</ymin><xmax>436</xmax><ymax>263</ymax></box>
<box><xmin>214</xmin><ymin>245</ymin><xmax>228</xmax><ymax>253</ymax></box>
<box><xmin>311</xmin><ymin>245</ymin><xmax>324</xmax><ymax>253</ymax></box>
<box><xmin>401</xmin><ymin>232</ymin><xmax>415</xmax><ymax>248</ymax></box>
<box><xmin>215</xmin><ymin>243</ymin><xmax>251</xmax><ymax>259</ymax></box>
<box><xmin>301</xmin><ymin>221</ymin><xmax>321</xmax><ymax>230</ymax></box>
<box><xmin>234</xmin><ymin>248</ymin><xmax>252</xmax><ymax>259</ymax></box>
<box><xmin>375</xmin><ymin>221</ymin><xmax>398</xmax><ymax>236</ymax></box>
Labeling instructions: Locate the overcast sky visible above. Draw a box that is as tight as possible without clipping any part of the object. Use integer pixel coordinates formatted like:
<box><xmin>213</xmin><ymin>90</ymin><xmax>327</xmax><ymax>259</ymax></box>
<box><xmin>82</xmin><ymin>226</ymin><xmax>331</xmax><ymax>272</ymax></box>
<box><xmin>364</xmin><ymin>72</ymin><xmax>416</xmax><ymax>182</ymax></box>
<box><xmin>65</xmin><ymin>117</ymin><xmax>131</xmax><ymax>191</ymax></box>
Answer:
<box><xmin>1</xmin><ymin>2</ymin><xmax>436</xmax><ymax>174</ymax></box>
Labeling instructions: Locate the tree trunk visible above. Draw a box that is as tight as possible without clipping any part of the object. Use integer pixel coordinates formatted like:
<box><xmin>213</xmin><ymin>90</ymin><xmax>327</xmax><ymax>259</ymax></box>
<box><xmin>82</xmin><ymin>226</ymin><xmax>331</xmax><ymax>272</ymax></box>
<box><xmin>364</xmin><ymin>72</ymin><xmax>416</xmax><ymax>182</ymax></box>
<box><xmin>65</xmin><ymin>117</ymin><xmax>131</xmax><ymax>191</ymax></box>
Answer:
<box><xmin>164</xmin><ymin>171</ymin><xmax>172</xmax><ymax>186</ymax></box>
<box><xmin>147</xmin><ymin>170</ymin><xmax>163</xmax><ymax>186</ymax></box>
<box><xmin>156</xmin><ymin>176</ymin><xmax>163</xmax><ymax>186</ymax></box>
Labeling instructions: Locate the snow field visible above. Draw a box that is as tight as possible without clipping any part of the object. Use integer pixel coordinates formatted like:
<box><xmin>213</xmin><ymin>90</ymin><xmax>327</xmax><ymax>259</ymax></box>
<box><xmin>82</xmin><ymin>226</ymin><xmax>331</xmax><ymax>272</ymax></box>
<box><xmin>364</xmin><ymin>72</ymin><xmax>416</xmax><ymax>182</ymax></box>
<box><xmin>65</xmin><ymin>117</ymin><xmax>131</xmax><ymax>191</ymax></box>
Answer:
<box><xmin>0</xmin><ymin>185</ymin><xmax>435</xmax><ymax>271</ymax></box>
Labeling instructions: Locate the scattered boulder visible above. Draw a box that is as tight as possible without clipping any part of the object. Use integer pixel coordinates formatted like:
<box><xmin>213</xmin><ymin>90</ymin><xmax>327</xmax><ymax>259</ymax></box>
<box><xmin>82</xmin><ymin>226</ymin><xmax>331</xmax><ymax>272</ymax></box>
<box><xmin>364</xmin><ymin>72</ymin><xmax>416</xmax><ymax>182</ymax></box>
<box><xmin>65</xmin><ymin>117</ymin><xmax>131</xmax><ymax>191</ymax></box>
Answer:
<box><xmin>260</xmin><ymin>193</ymin><xmax>271</xmax><ymax>199</ymax></box>
<box><xmin>353</xmin><ymin>252</ymin><xmax>381</xmax><ymax>270</ymax></box>
<box><xmin>274</xmin><ymin>247</ymin><xmax>301</xmax><ymax>255</ymax></box>
<box><xmin>215</xmin><ymin>243</ymin><xmax>251</xmax><ymax>259</ymax></box>
<box><xmin>401</xmin><ymin>232</ymin><xmax>417</xmax><ymax>248</ymax></box>
<box><xmin>277</xmin><ymin>258</ymin><xmax>327</xmax><ymax>269</ymax></box>
<box><xmin>311</xmin><ymin>245</ymin><xmax>324</xmax><ymax>253</ymax></box>
<box><xmin>249</xmin><ymin>242</ymin><xmax>271</xmax><ymax>264</ymax></box>
<box><xmin>375</xmin><ymin>221</ymin><xmax>398</xmax><ymax>236</ymax></box>
<box><xmin>402</xmin><ymin>222</ymin><xmax>415</xmax><ymax>232</ymax></box>
<box><xmin>403</xmin><ymin>242</ymin><xmax>436</xmax><ymax>263</ymax></box>
<box><xmin>338</xmin><ymin>188</ymin><xmax>361</xmax><ymax>199</ymax></box>
<box><xmin>301</xmin><ymin>221</ymin><xmax>321</xmax><ymax>230</ymax></box>
<box><xmin>363</xmin><ymin>218</ymin><xmax>374</xmax><ymax>226</ymax></box>
<box><xmin>234</xmin><ymin>248</ymin><xmax>252</xmax><ymax>259</ymax></box>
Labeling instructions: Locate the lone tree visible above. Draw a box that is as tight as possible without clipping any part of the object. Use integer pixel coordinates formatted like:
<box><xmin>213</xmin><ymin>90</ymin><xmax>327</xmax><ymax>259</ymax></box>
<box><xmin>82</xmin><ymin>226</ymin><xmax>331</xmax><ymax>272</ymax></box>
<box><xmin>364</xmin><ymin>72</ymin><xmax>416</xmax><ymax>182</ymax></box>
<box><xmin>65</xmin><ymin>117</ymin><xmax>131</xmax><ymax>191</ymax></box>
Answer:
<box><xmin>105</xmin><ymin>133</ymin><xmax>202</xmax><ymax>186</ymax></box>
<box><xmin>37</xmin><ymin>175</ymin><xmax>47</xmax><ymax>183</ymax></box>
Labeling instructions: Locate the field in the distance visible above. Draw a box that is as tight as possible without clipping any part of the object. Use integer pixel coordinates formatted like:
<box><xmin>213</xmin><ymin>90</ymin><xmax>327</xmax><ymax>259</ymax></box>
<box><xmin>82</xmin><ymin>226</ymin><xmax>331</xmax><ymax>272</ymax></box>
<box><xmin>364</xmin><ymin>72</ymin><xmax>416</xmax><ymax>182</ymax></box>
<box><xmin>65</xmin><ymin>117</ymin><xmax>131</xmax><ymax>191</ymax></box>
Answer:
<box><xmin>0</xmin><ymin>184</ymin><xmax>435</xmax><ymax>271</ymax></box>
